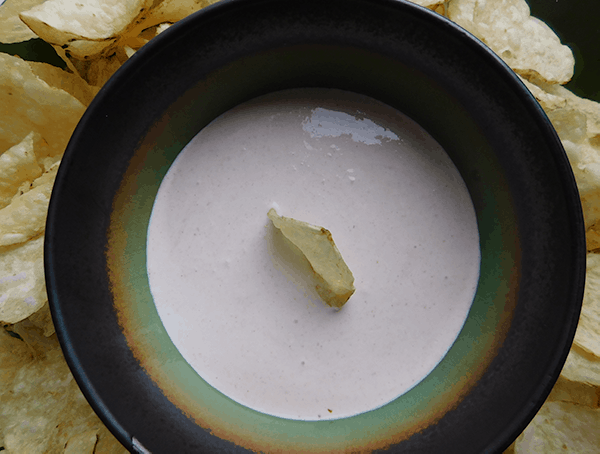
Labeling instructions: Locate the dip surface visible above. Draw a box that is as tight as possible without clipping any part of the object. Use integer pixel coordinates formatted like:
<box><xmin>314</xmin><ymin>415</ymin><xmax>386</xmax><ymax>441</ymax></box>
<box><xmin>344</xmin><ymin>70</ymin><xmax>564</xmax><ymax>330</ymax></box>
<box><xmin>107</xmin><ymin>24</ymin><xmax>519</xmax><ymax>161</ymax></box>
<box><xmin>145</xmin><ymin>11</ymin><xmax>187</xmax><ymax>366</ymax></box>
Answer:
<box><xmin>147</xmin><ymin>88</ymin><xmax>480</xmax><ymax>420</ymax></box>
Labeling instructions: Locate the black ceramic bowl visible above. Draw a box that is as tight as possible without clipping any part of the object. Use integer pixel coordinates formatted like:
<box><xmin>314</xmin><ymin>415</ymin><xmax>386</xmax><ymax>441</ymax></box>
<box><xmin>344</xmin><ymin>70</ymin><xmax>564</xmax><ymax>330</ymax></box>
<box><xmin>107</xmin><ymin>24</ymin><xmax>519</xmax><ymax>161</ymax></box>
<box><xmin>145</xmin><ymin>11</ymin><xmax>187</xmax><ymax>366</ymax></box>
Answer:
<box><xmin>45</xmin><ymin>0</ymin><xmax>586</xmax><ymax>452</ymax></box>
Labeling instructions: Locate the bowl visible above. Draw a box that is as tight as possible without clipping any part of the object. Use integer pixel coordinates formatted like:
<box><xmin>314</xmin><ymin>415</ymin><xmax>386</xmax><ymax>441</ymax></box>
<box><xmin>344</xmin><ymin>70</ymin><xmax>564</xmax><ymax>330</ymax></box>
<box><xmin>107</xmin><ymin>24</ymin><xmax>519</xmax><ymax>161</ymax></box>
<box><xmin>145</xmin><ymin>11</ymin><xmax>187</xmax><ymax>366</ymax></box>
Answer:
<box><xmin>44</xmin><ymin>0</ymin><xmax>586</xmax><ymax>452</ymax></box>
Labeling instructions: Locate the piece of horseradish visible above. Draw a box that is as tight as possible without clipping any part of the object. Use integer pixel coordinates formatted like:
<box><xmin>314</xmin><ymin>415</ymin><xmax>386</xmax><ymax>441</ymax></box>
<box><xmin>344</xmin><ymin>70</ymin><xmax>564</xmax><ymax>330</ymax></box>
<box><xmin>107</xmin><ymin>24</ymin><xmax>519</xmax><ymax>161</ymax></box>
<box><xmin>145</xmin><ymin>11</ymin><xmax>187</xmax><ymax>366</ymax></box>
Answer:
<box><xmin>267</xmin><ymin>208</ymin><xmax>355</xmax><ymax>308</ymax></box>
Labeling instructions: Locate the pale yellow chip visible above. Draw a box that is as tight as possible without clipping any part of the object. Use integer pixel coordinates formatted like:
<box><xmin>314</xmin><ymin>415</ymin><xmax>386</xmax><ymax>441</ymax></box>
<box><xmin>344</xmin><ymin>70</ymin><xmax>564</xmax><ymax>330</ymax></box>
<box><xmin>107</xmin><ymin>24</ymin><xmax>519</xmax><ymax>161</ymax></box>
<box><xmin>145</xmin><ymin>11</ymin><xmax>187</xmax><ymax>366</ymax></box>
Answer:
<box><xmin>83</xmin><ymin>51</ymin><xmax>128</xmax><ymax>87</ymax></box>
<box><xmin>16</xmin><ymin>1</ymin><xmax>219</xmax><ymax>87</ymax></box>
<box><xmin>0</xmin><ymin>161</ymin><xmax>59</xmax><ymax>246</ymax></box>
<box><xmin>0</xmin><ymin>338</ymin><xmax>126</xmax><ymax>453</ymax></box>
<box><xmin>0</xmin><ymin>131</ymin><xmax>44</xmax><ymax>210</ymax></box>
<box><xmin>514</xmin><ymin>401</ymin><xmax>600</xmax><ymax>453</ymax></box>
<box><xmin>0</xmin><ymin>0</ymin><xmax>46</xmax><ymax>43</ymax></box>
<box><xmin>448</xmin><ymin>0</ymin><xmax>575</xmax><ymax>84</ymax></box>
<box><xmin>268</xmin><ymin>209</ymin><xmax>355</xmax><ymax>308</ymax></box>
<box><xmin>0</xmin><ymin>53</ymin><xmax>86</xmax><ymax>158</ymax></box>
<box><xmin>547</xmin><ymin>108</ymin><xmax>588</xmax><ymax>145</ymax></box>
<box><xmin>547</xmin><ymin>375</ymin><xmax>599</xmax><ymax>408</ymax></box>
<box><xmin>573</xmin><ymin>254</ymin><xmax>600</xmax><ymax>357</ymax></box>
<box><xmin>560</xmin><ymin>345</ymin><xmax>600</xmax><ymax>387</ymax></box>
<box><xmin>0</xmin><ymin>324</ymin><xmax>34</xmax><ymax>383</ymax></box>
<box><xmin>27</xmin><ymin>60</ymin><xmax>99</xmax><ymax>107</ymax></box>
<box><xmin>521</xmin><ymin>81</ymin><xmax>600</xmax><ymax>236</ymax></box>
<box><xmin>0</xmin><ymin>235</ymin><xmax>46</xmax><ymax>323</ymax></box>
<box><xmin>19</xmin><ymin>0</ymin><xmax>152</xmax><ymax>58</ymax></box>
<box><xmin>141</xmin><ymin>0</ymin><xmax>220</xmax><ymax>26</ymax></box>
<box><xmin>541</xmin><ymin>83</ymin><xmax>600</xmax><ymax>139</ymax></box>
<box><xmin>410</xmin><ymin>0</ymin><xmax>445</xmax><ymax>7</ymax></box>
<box><xmin>518</xmin><ymin>75</ymin><xmax>567</xmax><ymax>112</ymax></box>
<box><xmin>64</xmin><ymin>429</ymin><xmax>99</xmax><ymax>454</ymax></box>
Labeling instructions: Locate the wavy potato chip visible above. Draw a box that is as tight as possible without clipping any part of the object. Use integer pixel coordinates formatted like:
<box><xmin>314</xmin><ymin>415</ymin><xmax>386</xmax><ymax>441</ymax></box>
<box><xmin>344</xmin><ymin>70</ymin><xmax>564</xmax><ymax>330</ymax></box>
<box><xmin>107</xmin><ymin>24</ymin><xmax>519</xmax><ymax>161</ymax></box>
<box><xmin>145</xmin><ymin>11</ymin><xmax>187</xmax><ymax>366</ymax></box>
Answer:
<box><xmin>27</xmin><ymin>60</ymin><xmax>99</xmax><ymax>107</ymax></box>
<box><xmin>518</xmin><ymin>76</ymin><xmax>567</xmax><ymax>111</ymax></box>
<box><xmin>0</xmin><ymin>131</ymin><xmax>43</xmax><ymax>209</ymax></box>
<box><xmin>63</xmin><ymin>430</ymin><xmax>98</xmax><ymax>454</ymax></box>
<box><xmin>514</xmin><ymin>401</ymin><xmax>600</xmax><ymax>453</ymax></box>
<box><xmin>0</xmin><ymin>53</ymin><xmax>86</xmax><ymax>157</ymax></box>
<box><xmin>520</xmin><ymin>77</ymin><xmax>600</xmax><ymax>240</ymax></box>
<box><xmin>573</xmin><ymin>254</ymin><xmax>600</xmax><ymax>357</ymax></box>
<box><xmin>561</xmin><ymin>345</ymin><xmax>600</xmax><ymax>387</ymax></box>
<box><xmin>19</xmin><ymin>0</ymin><xmax>153</xmax><ymax>58</ymax></box>
<box><xmin>448</xmin><ymin>0</ymin><xmax>575</xmax><ymax>84</ymax></box>
<box><xmin>0</xmin><ymin>235</ymin><xmax>46</xmax><ymax>324</ymax></box>
<box><xmin>542</xmin><ymin>83</ymin><xmax>600</xmax><ymax>139</ymax></box>
<box><xmin>562</xmin><ymin>140</ymin><xmax>600</xmax><ymax>210</ymax></box>
<box><xmin>446</xmin><ymin>0</ymin><xmax>481</xmax><ymax>36</ymax></box>
<box><xmin>0</xmin><ymin>162</ymin><xmax>59</xmax><ymax>246</ymax></box>
<box><xmin>0</xmin><ymin>0</ymin><xmax>599</xmax><ymax>452</ymax></box>
<box><xmin>70</xmin><ymin>49</ymin><xmax>128</xmax><ymax>87</ymax></box>
<box><xmin>0</xmin><ymin>325</ymin><xmax>33</xmax><ymax>385</ymax></box>
<box><xmin>0</xmin><ymin>0</ymin><xmax>46</xmax><ymax>43</ymax></box>
<box><xmin>268</xmin><ymin>209</ymin><xmax>355</xmax><ymax>308</ymax></box>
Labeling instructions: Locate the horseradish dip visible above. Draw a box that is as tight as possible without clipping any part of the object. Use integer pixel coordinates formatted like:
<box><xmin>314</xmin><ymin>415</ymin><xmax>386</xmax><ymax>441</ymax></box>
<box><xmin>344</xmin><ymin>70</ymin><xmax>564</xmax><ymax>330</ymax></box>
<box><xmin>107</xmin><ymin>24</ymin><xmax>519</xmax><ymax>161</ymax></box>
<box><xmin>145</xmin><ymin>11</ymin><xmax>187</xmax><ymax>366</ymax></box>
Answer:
<box><xmin>146</xmin><ymin>88</ymin><xmax>480</xmax><ymax>420</ymax></box>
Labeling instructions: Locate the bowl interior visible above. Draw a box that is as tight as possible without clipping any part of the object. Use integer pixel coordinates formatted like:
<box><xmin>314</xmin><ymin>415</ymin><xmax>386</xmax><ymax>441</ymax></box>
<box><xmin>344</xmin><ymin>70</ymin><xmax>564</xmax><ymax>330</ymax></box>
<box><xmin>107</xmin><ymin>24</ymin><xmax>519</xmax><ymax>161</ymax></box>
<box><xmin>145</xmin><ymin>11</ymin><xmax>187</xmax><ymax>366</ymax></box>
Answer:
<box><xmin>45</xmin><ymin>0</ymin><xmax>585</xmax><ymax>452</ymax></box>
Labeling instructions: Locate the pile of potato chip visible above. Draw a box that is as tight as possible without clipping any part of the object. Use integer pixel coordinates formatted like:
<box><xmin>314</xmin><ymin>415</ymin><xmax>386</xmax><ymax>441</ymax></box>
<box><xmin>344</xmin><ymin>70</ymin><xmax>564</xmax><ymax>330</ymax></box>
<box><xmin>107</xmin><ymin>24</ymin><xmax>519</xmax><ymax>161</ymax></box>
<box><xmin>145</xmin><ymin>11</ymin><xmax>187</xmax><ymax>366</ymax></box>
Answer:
<box><xmin>0</xmin><ymin>0</ymin><xmax>599</xmax><ymax>452</ymax></box>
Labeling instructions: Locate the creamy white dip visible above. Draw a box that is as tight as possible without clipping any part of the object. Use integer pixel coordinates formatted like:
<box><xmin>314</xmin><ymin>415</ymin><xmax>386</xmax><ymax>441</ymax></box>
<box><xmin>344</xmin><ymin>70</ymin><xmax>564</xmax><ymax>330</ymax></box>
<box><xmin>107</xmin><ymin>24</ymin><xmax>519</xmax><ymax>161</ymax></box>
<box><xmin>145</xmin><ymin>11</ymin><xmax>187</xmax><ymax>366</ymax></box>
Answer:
<box><xmin>147</xmin><ymin>88</ymin><xmax>480</xmax><ymax>420</ymax></box>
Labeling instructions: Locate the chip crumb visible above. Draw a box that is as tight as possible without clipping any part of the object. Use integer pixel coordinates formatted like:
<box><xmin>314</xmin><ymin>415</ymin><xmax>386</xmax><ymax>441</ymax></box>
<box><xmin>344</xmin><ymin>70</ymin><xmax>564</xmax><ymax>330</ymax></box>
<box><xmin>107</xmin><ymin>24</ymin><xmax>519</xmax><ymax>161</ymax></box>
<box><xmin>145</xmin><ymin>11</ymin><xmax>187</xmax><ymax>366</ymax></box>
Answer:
<box><xmin>268</xmin><ymin>209</ymin><xmax>355</xmax><ymax>308</ymax></box>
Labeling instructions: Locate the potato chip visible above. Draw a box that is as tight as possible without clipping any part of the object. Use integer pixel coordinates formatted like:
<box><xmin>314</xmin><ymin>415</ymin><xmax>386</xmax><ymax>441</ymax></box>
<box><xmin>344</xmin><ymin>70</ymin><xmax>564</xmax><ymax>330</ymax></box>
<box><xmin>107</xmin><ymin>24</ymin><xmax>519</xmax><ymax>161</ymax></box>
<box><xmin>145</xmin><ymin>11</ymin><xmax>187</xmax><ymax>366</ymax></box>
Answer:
<box><xmin>155</xmin><ymin>22</ymin><xmax>172</xmax><ymax>35</ymax></box>
<box><xmin>446</xmin><ymin>0</ymin><xmax>480</xmax><ymax>36</ymax></box>
<box><xmin>573</xmin><ymin>254</ymin><xmax>600</xmax><ymax>357</ymax></box>
<box><xmin>0</xmin><ymin>53</ymin><xmax>86</xmax><ymax>158</ymax></box>
<box><xmin>26</xmin><ymin>61</ymin><xmax>99</xmax><ymax>107</ymax></box>
<box><xmin>514</xmin><ymin>401</ymin><xmax>600</xmax><ymax>453</ymax></box>
<box><xmin>448</xmin><ymin>0</ymin><xmax>575</xmax><ymax>85</ymax></box>
<box><xmin>80</xmin><ymin>50</ymin><xmax>128</xmax><ymax>87</ymax></box>
<box><xmin>0</xmin><ymin>131</ymin><xmax>43</xmax><ymax>210</ymax></box>
<box><xmin>0</xmin><ymin>235</ymin><xmax>46</xmax><ymax>324</ymax></box>
<box><xmin>0</xmin><ymin>341</ymin><xmax>126</xmax><ymax>453</ymax></box>
<box><xmin>547</xmin><ymin>375</ymin><xmax>599</xmax><ymax>408</ymax></box>
<box><xmin>561</xmin><ymin>345</ymin><xmax>600</xmax><ymax>387</ymax></box>
<box><xmin>268</xmin><ymin>209</ymin><xmax>355</xmax><ymax>308</ymax></box>
<box><xmin>11</xmin><ymin>316</ymin><xmax>57</xmax><ymax>359</ymax></box>
<box><xmin>63</xmin><ymin>429</ymin><xmax>98</xmax><ymax>454</ymax></box>
<box><xmin>0</xmin><ymin>0</ymin><xmax>46</xmax><ymax>43</ymax></box>
<box><xmin>541</xmin><ymin>83</ymin><xmax>600</xmax><ymax>139</ymax></box>
<box><xmin>19</xmin><ymin>0</ymin><xmax>153</xmax><ymax>59</ymax></box>
<box><xmin>547</xmin><ymin>108</ymin><xmax>588</xmax><ymax>145</ymax></box>
<box><xmin>0</xmin><ymin>162</ymin><xmax>58</xmax><ymax>247</ymax></box>
<box><xmin>406</xmin><ymin>0</ymin><xmax>446</xmax><ymax>15</ymax></box>
<box><xmin>0</xmin><ymin>324</ymin><xmax>33</xmax><ymax>385</ymax></box>
<box><xmin>518</xmin><ymin>75</ymin><xmax>567</xmax><ymax>112</ymax></box>
<box><xmin>140</xmin><ymin>0</ymin><xmax>219</xmax><ymax>26</ymax></box>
